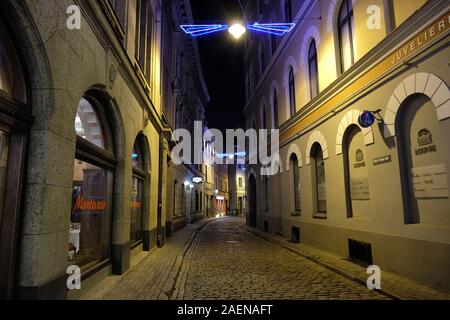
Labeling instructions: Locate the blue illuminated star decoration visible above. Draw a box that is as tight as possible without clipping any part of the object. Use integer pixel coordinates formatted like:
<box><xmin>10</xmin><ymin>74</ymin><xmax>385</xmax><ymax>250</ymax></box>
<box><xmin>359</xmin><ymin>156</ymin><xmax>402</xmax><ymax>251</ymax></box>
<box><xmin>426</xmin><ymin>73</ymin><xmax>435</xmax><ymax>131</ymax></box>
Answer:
<box><xmin>247</xmin><ymin>23</ymin><xmax>296</xmax><ymax>36</ymax></box>
<box><xmin>180</xmin><ymin>22</ymin><xmax>296</xmax><ymax>37</ymax></box>
<box><xmin>180</xmin><ymin>24</ymin><xmax>229</xmax><ymax>37</ymax></box>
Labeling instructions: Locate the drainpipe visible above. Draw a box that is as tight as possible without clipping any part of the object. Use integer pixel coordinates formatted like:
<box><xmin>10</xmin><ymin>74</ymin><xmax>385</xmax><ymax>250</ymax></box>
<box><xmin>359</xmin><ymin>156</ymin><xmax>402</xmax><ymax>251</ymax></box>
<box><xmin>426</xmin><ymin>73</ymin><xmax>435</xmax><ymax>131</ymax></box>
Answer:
<box><xmin>157</xmin><ymin>133</ymin><xmax>164</xmax><ymax>248</ymax></box>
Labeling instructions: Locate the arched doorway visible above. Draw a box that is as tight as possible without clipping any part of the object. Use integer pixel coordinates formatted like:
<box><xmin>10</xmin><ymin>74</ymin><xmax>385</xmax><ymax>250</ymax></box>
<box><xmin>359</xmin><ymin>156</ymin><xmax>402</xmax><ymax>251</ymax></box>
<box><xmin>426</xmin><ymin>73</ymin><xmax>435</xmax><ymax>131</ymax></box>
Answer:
<box><xmin>397</xmin><ymin>94</ymin><xmax>450</xmax><ymax>225</ymax></box>
<box><xmin>343</xmin><ymin>125</ymin><xmax>370</xmax><ymax>218</ymax></box>
<box><xmin>248</xmin><ymin>174</ymin><xmax>257</xmax><ymax>227</ymax></box>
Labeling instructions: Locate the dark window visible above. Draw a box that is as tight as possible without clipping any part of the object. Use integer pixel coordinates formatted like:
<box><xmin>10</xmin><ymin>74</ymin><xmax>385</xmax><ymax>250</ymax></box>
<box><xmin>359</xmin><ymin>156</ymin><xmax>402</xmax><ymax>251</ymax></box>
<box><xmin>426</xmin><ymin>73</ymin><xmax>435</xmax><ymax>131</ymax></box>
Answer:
<box><xmin>288</xmin><ymin>67</ymin><xmax>296</xmax><ymax>116</ymax></box>
<box><xmin>135</xmin><ymin>0</ymin><xmax>153</xmax><ymax>81</ymax></box>
<box><xmin>70</xmin><ymin>95</ymin><xmax>115</xmax><ymax>271</ymax></box>
<box><xmin>308</xmin><ymin>40</ymin><xmax>319</xmax><ymax>99</ymax></box>
<box><xmin>110</xmin><ymin>0</ymin><xmax>128</xmax><ymax>31</ymax></box>
<box><xmin>262</xmin><ymin>105</ymin><xmax>267</xmax><ymax>129</ymax></box>
<box><xmin>273</xmin><ymin>89</ymin><xmax>279</xmax><ymax>128</ymax></box>
<box><xmin>259</xmin><ymin>0</ymin><xmax>264</xmax><ymax>15</ymax></box>
<box><xmin>338</xmin><ymin>0</ymin><xmax>355</xmax><ymax>72</ymax></box>
<box><xmin>290</xmin><ymin>154</ymin><xmax>301</xmax><ymax>211</ymax></box>
<box><xmin>312</xmin><ymin>143</ymin><xmax>327</xmax><ymax>214</ymax></box>
<box><xmin>285</xmin><ymin>0</ymin><xmax>292</xmax><ymax>23</ymax></box>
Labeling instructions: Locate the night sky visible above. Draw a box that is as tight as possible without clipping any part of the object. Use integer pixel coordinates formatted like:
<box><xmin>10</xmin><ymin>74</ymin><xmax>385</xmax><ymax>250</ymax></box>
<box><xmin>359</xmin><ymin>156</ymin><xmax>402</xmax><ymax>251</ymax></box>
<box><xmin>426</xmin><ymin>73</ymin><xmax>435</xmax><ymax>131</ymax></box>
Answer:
<box><xmin>190</xmin><ymin>0</ymin><xmax>246</xmax><ymax>132</ymax></box>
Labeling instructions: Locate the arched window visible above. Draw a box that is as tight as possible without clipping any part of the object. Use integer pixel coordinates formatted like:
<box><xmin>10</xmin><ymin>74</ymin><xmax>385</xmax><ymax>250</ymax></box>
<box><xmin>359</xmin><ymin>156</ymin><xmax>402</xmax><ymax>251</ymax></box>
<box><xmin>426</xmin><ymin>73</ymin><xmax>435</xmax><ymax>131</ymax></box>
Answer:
<box><xmin>290</xmin><ymin>154</ymin><xmax>301</xmax><ymax>212</ymax></box>
<box><xmin>343</xmin><ymin>125</ymin><xmax>370</xmax><ymax>218</ymax></box>
<box><xmin>70</xmin><ymin>94</ymin><xmax>116</xmax><ymax>270</ymax></box>
<box><xmin>131</xmin><ymin>135</ymin><xmax>147</xmax><ymax>246</ymax></box>
<box><xmin>338</xmin><ymin>0</ymin><xmax>355</xmax><ymax>72</ymax></box>
<box><xmin>311</xmin><ymin>143</ymin><xmax>327</xmax><ymax>215</ymax></box>
<box><xmin>397</xmin><ymin>94</ymin><xmax>450</xmax><ymax>225</ymax></box>
<box><xmin>308</xmin><ymin>40</ymin><xmax>319</xmax><ymax>99</ymax></box>
<box><xmin>285</xmin><ymin>0</ymin><xmax>292</xmax><ymax>23</ymax></box>
<box><xmin>288</xmin><ymin>67</ymin><xmax>296</xmax><ymax>117</ymax></box>
<box><xmin>273</xmin><ymin>89</ymin><xmax>279</xmax><ymax>128</ymax></box>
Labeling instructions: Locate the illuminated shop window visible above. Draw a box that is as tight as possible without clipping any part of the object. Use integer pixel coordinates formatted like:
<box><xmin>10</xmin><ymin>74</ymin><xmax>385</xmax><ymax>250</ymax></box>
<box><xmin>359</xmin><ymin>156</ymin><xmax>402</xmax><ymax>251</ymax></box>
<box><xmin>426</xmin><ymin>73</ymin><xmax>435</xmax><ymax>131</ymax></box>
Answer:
<box><xmin>70</xmin><ymin>95</ymin><xmax>115</xmax><ymax>271</ymax></box>
<box><xmin>131</xmin><ymin>136</ymin><xmax>147</xmax><ymax>245</ymax></box>
<box><xmin>0</xmin><ymin>20</ymin><xmax>26</xmax><ymax>103</ymax></box>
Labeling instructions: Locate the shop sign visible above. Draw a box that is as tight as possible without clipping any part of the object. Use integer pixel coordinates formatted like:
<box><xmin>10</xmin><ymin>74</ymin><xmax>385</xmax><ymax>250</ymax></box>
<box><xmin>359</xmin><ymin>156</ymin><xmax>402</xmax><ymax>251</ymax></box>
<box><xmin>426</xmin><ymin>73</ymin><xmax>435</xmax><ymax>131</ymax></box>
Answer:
<box><xmin>354</xmin><ymin>149</ymin><xmax>366</xmax><ymax>168</ymax></box>
<box><xmin>192</xmin><ymin>176</ymin><xmax>203</xmax><ymax>184</ymax></box>
<box><xmin>131</xmin><ymin>200</ymin><xmax>141</xmax><ymax>209</ymax></box>
<box><xmin>415</xmin><ymin>128</ymin><xmax>437</xmax><ymax>156</ymax></box>
<box><xmin>73</xmin><ymin>194</ymin><xmax>107</xmax><ymax>211</ymax></box>
<box><xmin>411</xmin><ymin>164</ymin><xmax>449</xmax><ymax>198</ymax></box>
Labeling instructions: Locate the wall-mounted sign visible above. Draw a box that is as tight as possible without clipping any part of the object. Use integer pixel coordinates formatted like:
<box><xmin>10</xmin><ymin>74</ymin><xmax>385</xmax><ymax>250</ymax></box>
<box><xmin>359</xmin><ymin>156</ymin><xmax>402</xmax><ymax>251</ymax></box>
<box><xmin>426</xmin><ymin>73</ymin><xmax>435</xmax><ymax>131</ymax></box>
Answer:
<box><xmin>354</xmin><ymin>149</ymin><xmax>366</xmax><ymax>168</ymax></box>
<box><xmin>373</xmin><ymin>155</ymin><xmax>392</xmax><ymax>166</ymax></box>
<box><xmin>411</xmin><ymin>164</ymin><xmax>449</xmax><ymax>198</ymax></box>
<box><xmin>350</xmin><ymin>177</ymin><xmax>370</xmax><ymax>200</ymax></box>
<box><xmin>192</xmin><ymin>177</ymin><xmax>203</xmax><ymax>184</ymax></box>
<box><xmin>358</xmin><ymin>112</ymin><xmax>375</xmax><ymax>128</ymax></box>
<box><xmin>216</xmin><ymin>196</ymin><xmax>224</xmax><ymax>200</ymax></box>
<box><xmin>415</xmin><ymin>128</ymin><xmax>437</xmax><ymax>156</ymax></box>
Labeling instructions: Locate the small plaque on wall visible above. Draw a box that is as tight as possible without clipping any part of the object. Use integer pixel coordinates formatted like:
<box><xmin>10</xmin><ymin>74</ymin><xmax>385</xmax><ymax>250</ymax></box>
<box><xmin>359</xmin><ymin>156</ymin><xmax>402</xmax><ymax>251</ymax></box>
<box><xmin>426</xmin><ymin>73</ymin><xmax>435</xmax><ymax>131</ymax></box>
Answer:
<box><xmin>350</xmin><ymin>177</ymin><xmax>370</xmax><ymax>200</ymax></box>
<box><xmin>373</xmin><ymin>155</ymin><xmax>392</xmax><ymax>166</ymax></box>
<box><xmin>411</xmin><ymin>164</ymin><xmax>449</xmax><ymax>198</ymax></box>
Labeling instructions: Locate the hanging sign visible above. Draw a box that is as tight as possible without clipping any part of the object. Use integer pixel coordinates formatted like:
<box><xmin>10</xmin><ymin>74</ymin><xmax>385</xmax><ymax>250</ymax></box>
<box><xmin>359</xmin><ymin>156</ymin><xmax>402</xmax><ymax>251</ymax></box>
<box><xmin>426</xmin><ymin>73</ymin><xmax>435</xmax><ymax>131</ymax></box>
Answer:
<box><xmin>192</xmin><ymin>177</ymin><xmax>203</xmax><ymax>184</ymax></box>
<box><xmin>358</xmin><ymin>112</ymin><xmax>375</xmax><ymax>128</ymax></box>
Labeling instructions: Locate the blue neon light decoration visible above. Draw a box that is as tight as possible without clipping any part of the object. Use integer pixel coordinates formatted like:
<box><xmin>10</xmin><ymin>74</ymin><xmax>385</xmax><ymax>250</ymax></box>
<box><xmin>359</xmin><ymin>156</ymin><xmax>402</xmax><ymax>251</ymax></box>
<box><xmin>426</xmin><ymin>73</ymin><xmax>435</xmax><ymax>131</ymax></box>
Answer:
<box><xmin>180</xmin><ymin>24</ymin><xmax>229</xmax><ymax>37</ymax></box>
<box><xmin>180</xmin><ymin>22</ymin><xmax>296</xmax><ymax>37</ymax></box>
<box><xmin>247</xmin><ymin>23</ymin><xmax>296</xmax><ymax>36</ymax></box>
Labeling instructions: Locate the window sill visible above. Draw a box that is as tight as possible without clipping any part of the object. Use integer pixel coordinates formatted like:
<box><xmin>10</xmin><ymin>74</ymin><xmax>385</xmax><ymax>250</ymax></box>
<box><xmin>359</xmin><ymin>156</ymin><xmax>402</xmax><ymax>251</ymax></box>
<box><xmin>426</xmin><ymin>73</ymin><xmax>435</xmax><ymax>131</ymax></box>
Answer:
<box><xmin>290</xmin><ymin>211</ymin><xmax>301</xmax><ymax>217</ymax></box>
<box><xmin>313</xmin><ymin>213</ymin><xmax>327</xmax><ymax>219</ymax></box>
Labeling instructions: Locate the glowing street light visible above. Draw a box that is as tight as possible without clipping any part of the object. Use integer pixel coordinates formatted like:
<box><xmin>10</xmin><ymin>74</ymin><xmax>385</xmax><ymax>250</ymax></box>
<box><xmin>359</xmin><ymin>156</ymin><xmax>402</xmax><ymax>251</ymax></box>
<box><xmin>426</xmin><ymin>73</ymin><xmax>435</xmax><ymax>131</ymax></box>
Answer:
<box><xmin>228</xmin><ymin>23</ymin><xmax>246</xmax><ymax>39</ymax></box>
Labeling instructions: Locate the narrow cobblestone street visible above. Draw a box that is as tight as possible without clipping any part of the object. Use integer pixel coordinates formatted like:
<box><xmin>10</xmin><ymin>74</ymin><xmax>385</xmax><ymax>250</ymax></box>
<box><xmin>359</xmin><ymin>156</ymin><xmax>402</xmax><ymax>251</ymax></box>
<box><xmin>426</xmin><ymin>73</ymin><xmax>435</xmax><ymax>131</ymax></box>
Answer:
<box><xmin>174</xmin><ymin>217</ymin><xmax>388</xmax><ymax>300</ymax></box>
<box><xmin>81</xmin><ymin>217</ymin><xmax>394</xmax><ymax>300</ymax></box>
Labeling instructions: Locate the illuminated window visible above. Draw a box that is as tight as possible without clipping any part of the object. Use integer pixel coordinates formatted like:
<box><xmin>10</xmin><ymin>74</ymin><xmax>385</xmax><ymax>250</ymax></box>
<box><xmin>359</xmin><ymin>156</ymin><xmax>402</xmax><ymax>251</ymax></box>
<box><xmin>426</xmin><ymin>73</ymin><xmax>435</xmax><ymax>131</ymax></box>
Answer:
<box><xmin>288</xmin><ymin>67</ymin><xmax>296</xmax><ymax>116</ymax></box>
<box><xmin>70</xmin><ymin>94</ymin><xmax>115</xmax><ymax>270</ymax></box>
<box><xmin>0</xmin><ymin>20</ymin><xmax>26</xmax><ymax>102</ymax></box>
<box><xmin>131</xmin><ymin>135</ymin><xmax>147</xmax><ymax>245</ymax></box>
<box><xmin>338</xmin><ymin>0</ymin><xmax>355</xmax><ymax>72</ymax></box>
<box><xmin>308</xmin><ymin>40</ymin><xmax>319</xmax><ymax>99</ymax></box>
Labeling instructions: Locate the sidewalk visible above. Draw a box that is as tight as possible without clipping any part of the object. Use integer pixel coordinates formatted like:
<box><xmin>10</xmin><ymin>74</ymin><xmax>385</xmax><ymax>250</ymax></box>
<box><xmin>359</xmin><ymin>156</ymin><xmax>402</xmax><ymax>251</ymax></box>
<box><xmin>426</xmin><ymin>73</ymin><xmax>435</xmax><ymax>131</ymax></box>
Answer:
<box><xmin>77</xmin><ymin>218</ymin><xmax>216</xmax><ymax>300</ymax></box>
<box><xmin>243</xmin><ymin>224</ymin><xmax>450</xmax><ymax>300</ymax></box>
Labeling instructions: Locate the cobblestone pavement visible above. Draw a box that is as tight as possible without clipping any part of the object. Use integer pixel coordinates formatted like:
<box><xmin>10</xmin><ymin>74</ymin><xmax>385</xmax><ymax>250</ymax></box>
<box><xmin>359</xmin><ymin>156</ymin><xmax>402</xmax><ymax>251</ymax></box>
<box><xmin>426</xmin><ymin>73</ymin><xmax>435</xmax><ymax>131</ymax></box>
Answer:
<box><xmin>174</xmin><ymin>217</ymin><xmax>389</xmax><ymax>300</ymax></box>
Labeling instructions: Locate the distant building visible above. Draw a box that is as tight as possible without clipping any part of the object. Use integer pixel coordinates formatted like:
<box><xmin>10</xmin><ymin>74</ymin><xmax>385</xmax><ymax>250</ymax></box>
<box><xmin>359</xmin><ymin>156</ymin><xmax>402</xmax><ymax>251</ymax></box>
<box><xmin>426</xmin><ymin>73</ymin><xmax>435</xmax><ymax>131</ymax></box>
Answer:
<box><xmin>243</xmin><ymin>0</ymin><xmax>450</xmax><ymax>292</ymax></box>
